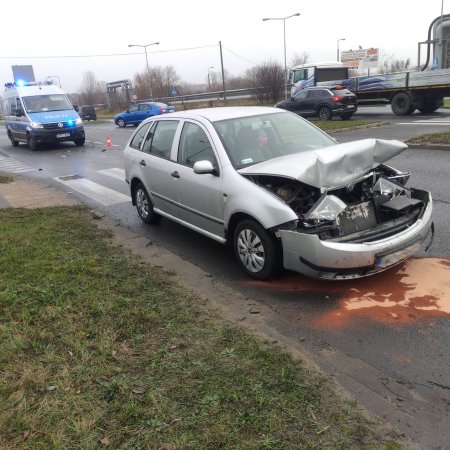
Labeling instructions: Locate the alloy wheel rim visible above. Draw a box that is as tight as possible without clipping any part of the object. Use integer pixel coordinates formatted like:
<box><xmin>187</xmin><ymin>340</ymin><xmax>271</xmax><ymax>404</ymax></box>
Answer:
<box><xmin>237</xmin><ymin>228</ymin><xmax>265</xmax><ymax>272</ymax></box>
<box><xmin>136</xmin><ymin>188</ymin><xmax>149</xmax><ymax>218</ymax></box>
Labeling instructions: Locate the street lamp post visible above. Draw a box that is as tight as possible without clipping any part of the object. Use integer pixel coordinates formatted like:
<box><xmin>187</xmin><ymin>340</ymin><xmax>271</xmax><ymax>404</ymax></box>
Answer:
<box><xmin>128</xmin><ymin>42</ymin><xmax>160</xmax><ymax>99</ymax></box>
<box><xmin>337</xmin><ymin>38</ymin><xmax>346</xmax><ymax>62</ymax></box>
<box><xmin>263</xmin><ymin>13</ymin><xmax>300</xmax><ymax>101</ymax></box>
<box><xmin>207</xmin><ymin>66</ymin><xmax>214</xmax><ymax>91</ymax></box>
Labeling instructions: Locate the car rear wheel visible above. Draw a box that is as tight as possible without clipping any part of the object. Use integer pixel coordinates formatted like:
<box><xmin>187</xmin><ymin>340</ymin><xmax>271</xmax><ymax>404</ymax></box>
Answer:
<box><xmin>318</xmin><ymin>106</ymin><xmax>332</xmax><ymax>120</ymax></box>
<box><xmin>233</xmin><ymin>219</ymin><xmax>282</xmax><ymax>280</ymax></box>
<box><xmin>117</xmin><ymin>118</ymin><xmax>126</xmax><ymax>128</ymax></box>
<box><xmin>8</xmin><ymin>131</ymin><xmax>19</xmax><ymax>147</ymax></box>
<box><xmin>135</xmin><ymin>182</ymin><xmax>161</xmax><ymax>224</ymax></box>
<box><xmin>28</xmin><ymin>135</ymin><xmax>38</xmax><ymax>151</ymax></box>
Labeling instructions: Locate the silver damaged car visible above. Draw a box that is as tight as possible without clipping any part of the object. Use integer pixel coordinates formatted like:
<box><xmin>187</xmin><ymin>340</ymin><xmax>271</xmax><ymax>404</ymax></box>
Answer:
<box><xmin>124</xmin><ymin>107</ymin><xmax>433</xmax><ymax>280</ymax></box>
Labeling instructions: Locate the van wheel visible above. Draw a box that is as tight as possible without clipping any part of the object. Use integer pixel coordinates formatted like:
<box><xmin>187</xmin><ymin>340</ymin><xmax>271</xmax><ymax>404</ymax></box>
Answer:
<box><xmin>28</xmin><ymin>135</ymin><xmax>38</xmax><ymax>151</ymax></box>
<box><xmin>74</xmin><ymin>137</ymin><xmax>85</xmax><ymax>146</ymax></box>
<box><xmin>8</xmin><ymin>132</ymin><xmax>19</xmax><ymax>147</ymax></box>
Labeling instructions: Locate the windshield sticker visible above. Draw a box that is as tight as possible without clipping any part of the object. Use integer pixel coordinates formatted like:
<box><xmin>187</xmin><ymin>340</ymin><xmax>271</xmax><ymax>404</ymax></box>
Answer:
<box><xmin>241</xmin><ymin>158</ymin><xmax>253</xmax><ymax>164</ymax></box>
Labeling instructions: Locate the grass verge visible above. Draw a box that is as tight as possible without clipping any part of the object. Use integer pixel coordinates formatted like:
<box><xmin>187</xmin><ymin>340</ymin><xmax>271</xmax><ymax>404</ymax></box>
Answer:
<box><xmin>0</xmin><ymin>174</ymin><xmax>13</xmax><ymax>184</ymax></box>
<box><xmin>406</xmin><ymin>131</ymin><xmax>450</xmax><ymax>145</ymax></box>
<box><xmin>0</xmin><ymin>206</ymin><xmax>399</xmax><ymax>448</ymax></box>
<box><xmin>312</xmin><ymin>119</ymin><xmax>381</xmax><ymax>132</ymax></box>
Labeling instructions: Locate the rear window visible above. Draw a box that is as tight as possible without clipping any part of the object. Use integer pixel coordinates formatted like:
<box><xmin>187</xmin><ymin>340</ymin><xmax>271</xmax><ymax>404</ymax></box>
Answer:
<box><xmin>82</xmin><ymin>107</ymin><xmax>95</xmax><ymax>113</ymax></box>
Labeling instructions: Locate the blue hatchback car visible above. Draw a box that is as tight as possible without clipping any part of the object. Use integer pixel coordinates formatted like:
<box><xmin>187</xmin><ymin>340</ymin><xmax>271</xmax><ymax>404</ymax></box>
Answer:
<box><xmin>114</xmin><ymin>102</ymin><xmax>175</xmax><ymax>127</ymax></box>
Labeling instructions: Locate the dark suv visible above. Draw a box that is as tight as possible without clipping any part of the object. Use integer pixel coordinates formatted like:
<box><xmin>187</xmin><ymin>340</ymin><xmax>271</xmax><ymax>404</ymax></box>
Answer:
<box><xmin>275</xmin><ymin>86</ymin><xmax>357</xmax><ymax>120</ymax></box>
<box><xmin>79</xmin><ymin>106</ymin><xmax>97</xmax><ymax>121</ymax></box>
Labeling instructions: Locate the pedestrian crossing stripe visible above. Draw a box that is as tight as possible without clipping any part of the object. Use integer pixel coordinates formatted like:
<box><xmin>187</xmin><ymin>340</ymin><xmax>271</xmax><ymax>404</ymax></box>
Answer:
<box><xmin>0</xmin><ymin>156</ymin><xmax>35</xmax><ymax>173</ymax></box>
<box><xmin>54</xmin><ymin>174</ymin><xmax>129</xmax><ymax>206</ymax></box>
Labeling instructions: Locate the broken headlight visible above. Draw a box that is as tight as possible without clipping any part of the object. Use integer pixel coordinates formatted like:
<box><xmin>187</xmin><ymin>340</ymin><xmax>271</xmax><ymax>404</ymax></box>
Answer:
<box><xmin>304</xmin><ymin>195</ymin><xmax>347</xmax><ymax>222</ymax></box>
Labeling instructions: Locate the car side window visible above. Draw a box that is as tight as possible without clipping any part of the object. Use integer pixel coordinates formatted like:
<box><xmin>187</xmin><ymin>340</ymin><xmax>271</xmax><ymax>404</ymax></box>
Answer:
<box><xmin>129</xmin><ymin>105</ymin><xmax>138</xmax><ymax>113</ymax></box>
<box><xmin>178</xmin><ymin>122</ymin><xmax>217</xmax><ymax>168</ymax></box>
<box><xmin>139</xmin><ymin>104</ymin><xmax>150</xmax><ymax>111</ymax></box>
<box><xmin>307</xmin><ymin>90</ymin><xmax>318</xmax><ymax>98</ymax></box>
<box><xmin>129</xmin><ymin>122</ymin><xmax>152</xmax><ymax>150</ymax></box>
<box><xmin>293</xmin><ymin>91</ymin><xmax>307</xmax><ymax>101</ymax></box>
<box><xmin>149</xmin><ymin>120</ymin><xmax>179</xmax><ymax>160</ymax></box>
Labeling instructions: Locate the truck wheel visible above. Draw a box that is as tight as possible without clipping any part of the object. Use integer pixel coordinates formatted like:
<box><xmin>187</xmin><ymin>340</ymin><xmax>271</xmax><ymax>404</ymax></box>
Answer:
<box><xmin>318</xmin><ymin>106</ymin><xmax>332</xmax><ymax>120</ymax></box>
<box><xmin>391</xmin><ymin>92</ymin><xmax>413</xmax><ymax>116</ymax></box>
<box><xmin>8</xmin><ymin>132</ymin><xmax>19</xmax><ymax>147</ymax></box>
<box><xmin>28</xmin><ymin>135</ymin><xmax>38</xmax><ymax>151</ymax></box>
<box><xmin>418</xmin><ymin>106</ymin><xmax>439</xmax><ymax>114</ymax></box>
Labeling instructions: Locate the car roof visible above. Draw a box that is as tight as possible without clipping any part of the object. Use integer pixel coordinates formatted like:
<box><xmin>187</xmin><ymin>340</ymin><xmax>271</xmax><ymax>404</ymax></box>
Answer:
<box><xmin>157</xmin><ymin>106</ymin><xmax>285</xmax><ymax>122</ymax></box>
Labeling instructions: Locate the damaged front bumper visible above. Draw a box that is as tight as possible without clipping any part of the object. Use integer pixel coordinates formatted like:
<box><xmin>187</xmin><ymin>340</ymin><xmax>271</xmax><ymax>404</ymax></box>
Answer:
<box><xmin>278</xmin><ymin>192</ymin><xmax>434</xmax><ymax>280</ymax></box>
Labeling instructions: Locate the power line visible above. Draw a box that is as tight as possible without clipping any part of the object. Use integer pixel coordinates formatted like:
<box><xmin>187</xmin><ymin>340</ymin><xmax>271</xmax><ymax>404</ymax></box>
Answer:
<box><xmin>0</xmin><ymin>44</ymin><xmax>218</xmax><ymax>60</ymax></box>
<box><xmin>222</xmin><ymin>46</ymin><xmax>256</xmax><ymax>66</ymax></box>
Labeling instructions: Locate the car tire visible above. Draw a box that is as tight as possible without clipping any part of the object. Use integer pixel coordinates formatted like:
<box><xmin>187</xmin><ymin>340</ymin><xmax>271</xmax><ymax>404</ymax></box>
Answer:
<box><xmin>74</xmin><ymin>137</ymin><xmax>85</xmax><ymax>146</ymax></box>
<box><xmin>117</xmin><ymin>118</ymin><xmax>126</xmax><ymax>128</ymax></box>
<box><xmin>318</xmin><ymin>106</ymin><xmax>332</xmax><ymax>120</ymax></box>
<box><xmin>135</xmin><ymin>182</ymin><xmax>161</xmax><ymax>225</ymax></box>
<box><xmin>233</xmin><ymin>219</ymin><xmax>282</xmax><ymax>280</ymax></box>
<box><xmin>28</xmin><ymin>135</ymin><xmax>38</xmax><ymax>151</ymax></box>
<box><xmin>341</xmin><ymin>113</ymin><xmax>354</xmax><ymax>120</ymax></box>
<box><xmin>8</xmin><ymin>131</ymin><xmax>19</xmax><ymax>147</ymax></box>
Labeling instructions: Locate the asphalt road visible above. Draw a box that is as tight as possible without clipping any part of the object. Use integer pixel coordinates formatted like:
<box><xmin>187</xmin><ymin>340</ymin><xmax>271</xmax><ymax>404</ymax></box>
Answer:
<box><xmin>1</xmin><ymin>107</ymin><xmax>450</xmax><ymax>447</ymax></box>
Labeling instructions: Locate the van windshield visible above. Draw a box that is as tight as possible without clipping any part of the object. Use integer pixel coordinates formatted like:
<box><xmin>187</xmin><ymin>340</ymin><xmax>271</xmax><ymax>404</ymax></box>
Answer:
<box><xmin>22</xmin><ymin>95</ymin><xmax>73</xmax><ymax>113</ymax></box>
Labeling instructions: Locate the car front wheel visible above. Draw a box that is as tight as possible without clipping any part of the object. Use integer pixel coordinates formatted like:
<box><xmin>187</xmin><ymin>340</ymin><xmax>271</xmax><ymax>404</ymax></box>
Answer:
<box><xmin>135</xmin><ymin>182</ymin><xmax>161</xmax><ymax>224</ymax></box>
<box><xmin>233</xmin><ymin>219</ymin><xmax>282</xmax><ymax>280</ymax></box>
<box><xmin>117</xmin><ymin>118</ymin><xmax>126</xmax><ymax>128</ymax></box>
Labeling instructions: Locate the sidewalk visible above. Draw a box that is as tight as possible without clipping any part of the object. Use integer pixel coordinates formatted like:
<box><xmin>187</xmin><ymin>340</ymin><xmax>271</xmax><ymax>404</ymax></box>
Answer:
<box><xmin>0</xmin><ymin>175</ymin><xmax>79</xmax><ymax>209</ymax></box>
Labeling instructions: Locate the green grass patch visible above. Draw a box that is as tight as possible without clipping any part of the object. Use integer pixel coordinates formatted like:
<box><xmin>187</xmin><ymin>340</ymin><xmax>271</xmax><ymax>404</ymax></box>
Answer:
<box><xmin>406</xmin><ymin>131</ymin><xmax>450</xmax><ymax>145</ymax></box>
<box><xmin>0</xmin><ymin>174</ymin><xmax>13</xmax><ymax>183</ymax></box>
<box><xmin>0</xmin><ymin>207</ymin><xmax>398</xmax><ymax>448</ymax></box>
<box><xmin>311</xmin><ymin>119</ymin><xmax>381</xmax><ymax>132</ymax></box>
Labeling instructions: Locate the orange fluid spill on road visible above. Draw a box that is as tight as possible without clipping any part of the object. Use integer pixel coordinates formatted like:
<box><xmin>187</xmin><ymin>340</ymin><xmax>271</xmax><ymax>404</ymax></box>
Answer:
<box><xmin>243</xmin><ymin>258</ymin><xmax>450</xmax><ymax>327</ymax></box>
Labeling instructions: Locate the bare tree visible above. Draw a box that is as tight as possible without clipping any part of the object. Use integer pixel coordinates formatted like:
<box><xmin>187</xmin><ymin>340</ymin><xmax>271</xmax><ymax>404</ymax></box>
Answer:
<box><xmin>79</xmin><ymin>71</ymin><xmax>106</xmax><ymax>105</ymax></box>
<box><xmin>245</xmin><ymin>60</ymin><xmax>284</xmax><ymax>103</ymax></box>
<box><xmin>133</xmin><ymin>66</ymin><xmax>180</xmax><ymax>100</ymax></box>
<box><xmin>381</xmin><ymin>54</ymin><xmax>411</xmax><ymax>73</ymax></box>
<box><xmin>290</xmin><ymin>51</ymin><xmax>310</xmax><ymax>69</ymax></box>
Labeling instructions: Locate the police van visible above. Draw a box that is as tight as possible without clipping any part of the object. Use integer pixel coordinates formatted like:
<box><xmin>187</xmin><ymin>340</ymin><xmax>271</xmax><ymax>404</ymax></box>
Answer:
<box><xmin>2</xmin><ymin>80</ymin><xmax>85</xmax><ymax>150</ymax></box>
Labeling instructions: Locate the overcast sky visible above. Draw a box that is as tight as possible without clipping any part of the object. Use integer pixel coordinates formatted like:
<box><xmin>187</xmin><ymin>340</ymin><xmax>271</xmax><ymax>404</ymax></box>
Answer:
<box><xmin>0</xmin><ymin>0</ymin><xmax>446</xmax><ymax>93</ymax></box>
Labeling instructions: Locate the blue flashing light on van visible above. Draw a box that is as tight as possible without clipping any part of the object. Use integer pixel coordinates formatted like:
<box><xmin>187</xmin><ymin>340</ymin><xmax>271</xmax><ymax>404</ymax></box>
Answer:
<box><xmin>2</xmin><ymin>80</ymin><xmax>85</xmax><ymax>150</ymax></box>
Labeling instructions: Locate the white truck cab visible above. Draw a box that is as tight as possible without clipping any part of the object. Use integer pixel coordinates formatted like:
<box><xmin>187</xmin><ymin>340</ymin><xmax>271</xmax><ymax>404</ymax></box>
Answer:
<box><xmin>2</xmin><ymin>80</ymin><xmax>85</xmax><ymax>150</ymax></box>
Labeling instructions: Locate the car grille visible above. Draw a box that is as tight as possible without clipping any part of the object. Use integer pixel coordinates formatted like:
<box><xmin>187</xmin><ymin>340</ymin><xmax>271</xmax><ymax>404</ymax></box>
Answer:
<box><xmin>42</xmin><ymin>122</ymin><xmax>71</xmax><ymax>130</ymax></box>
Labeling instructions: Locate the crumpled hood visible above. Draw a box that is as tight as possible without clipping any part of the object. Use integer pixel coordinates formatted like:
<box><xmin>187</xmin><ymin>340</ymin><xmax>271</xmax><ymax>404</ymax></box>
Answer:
<box><xmin>238</xmin><ymin>139</ymin><xmax>407</xmax><ymax>188</ymax></box>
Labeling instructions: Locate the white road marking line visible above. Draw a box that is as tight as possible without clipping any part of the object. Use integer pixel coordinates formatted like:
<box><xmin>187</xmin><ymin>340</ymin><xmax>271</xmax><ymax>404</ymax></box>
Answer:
<box><xmin>398</xmin><ymin>122</ymin><xmax>450</xmax><ymax>125</ymax></box>
<box><xmin>0</xmin><ymin>156</ymin><xmax>35</xmax><ymax>173</ymax></box>
<box><xmin>54</xmin><ymin>176</ymin><xmax>129</xmax><ymax>206</ymax></box>
<box><xmin>97</xmin><ymin>168</ymin><xmax>126</xmax><ymax>181</ymax></box>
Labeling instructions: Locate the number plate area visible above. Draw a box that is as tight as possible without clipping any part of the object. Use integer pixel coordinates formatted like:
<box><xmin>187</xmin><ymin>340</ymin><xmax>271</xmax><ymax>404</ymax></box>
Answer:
<box><xmin>57</xmin><ymin>133</ymin><xmax>70</xmax><ymax>138</ymax></box>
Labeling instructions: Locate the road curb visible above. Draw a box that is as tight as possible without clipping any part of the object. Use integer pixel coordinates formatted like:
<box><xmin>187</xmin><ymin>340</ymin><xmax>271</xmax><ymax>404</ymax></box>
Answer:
<box><xmin>406</xmin><ymin>142</ymin><xmax>450</xmax><ymax>151</ymax></box>
<box><xmin>327</xmin><ymin>121</ymin><xmax>390</xmax><ymax>134</ymax></box>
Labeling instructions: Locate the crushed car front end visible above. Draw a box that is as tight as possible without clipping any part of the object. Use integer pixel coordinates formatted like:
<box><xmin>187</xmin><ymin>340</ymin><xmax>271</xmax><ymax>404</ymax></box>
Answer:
<box><xmin>240</xmin><ymin>138</ymin><xmax>433</xmax><ymax>279</ymax></box>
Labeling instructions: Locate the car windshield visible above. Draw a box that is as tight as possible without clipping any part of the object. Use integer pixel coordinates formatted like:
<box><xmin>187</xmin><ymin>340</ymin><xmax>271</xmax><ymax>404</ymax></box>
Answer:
<box><xmin>213</xmin><ymin>112</ymin><xmax>336</xmax><ymax>169</ymax></box>
<box><xmin>23</xmin><ymin>94</ymin><xmax>73</xmax><ymax>113</ymax></box>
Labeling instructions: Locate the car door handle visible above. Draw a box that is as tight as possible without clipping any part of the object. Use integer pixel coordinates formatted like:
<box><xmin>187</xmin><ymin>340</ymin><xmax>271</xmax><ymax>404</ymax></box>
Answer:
<box><xmin>139</xmin><ymin>159</ymin><xmax>146</xmax><ymax>166</ymax></box>
<box><xmin>171</xmin><ymin>171</ymin><xmax>180</xmax><ymax>178</ymax></box>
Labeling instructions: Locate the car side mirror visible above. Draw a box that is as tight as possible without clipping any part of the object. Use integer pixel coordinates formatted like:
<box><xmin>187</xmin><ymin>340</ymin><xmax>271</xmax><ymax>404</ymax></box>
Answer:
<box><xmin>73</xmin><ymin>104</ymin><xmax>79</xmax><ymax>112</ymax></box>
<box><xmin>14</xmin><ymin>108</ymin><xmax>23</xmax><ymax>117</ymax></box>
<box><xmin>193</xmin><ymin>160</ymin><xmax>216</xmax><ymax>175</ymax></box>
